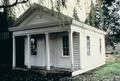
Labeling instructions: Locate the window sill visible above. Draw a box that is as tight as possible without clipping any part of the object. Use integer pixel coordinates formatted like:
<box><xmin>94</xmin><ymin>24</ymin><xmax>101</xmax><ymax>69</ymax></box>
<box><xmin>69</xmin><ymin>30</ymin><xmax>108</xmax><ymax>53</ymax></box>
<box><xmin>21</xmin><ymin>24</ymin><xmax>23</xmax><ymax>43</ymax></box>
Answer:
<box><xmin>61</xmin><ymin>56</ymin><xmax>70</xmax><ymax>58</ymax></box>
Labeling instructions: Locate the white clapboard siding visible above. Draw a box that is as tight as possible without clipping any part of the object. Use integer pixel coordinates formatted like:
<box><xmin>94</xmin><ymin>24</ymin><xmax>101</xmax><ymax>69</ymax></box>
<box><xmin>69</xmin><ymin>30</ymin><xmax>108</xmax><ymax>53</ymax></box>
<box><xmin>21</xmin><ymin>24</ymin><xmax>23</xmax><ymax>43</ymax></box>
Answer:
<box><xmin>73</xmin><ymin>33</ymin><xmax>80</xmax><ymax>70</ymax></box>
<box><xmin>53</xmin><ymin>37</ymin><xmax>71</xmax><ymax>68</ymax></box>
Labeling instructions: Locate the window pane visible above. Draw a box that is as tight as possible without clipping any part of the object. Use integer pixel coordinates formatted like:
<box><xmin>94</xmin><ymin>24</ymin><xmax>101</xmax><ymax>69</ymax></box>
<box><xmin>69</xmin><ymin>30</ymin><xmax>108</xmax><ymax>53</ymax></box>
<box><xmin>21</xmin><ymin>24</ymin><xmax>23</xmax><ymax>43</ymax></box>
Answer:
<box><xmin>99</xmin><ymin>38</ymin><xmax>102</xmax><ymax>53</ymax></box>
<box><xmin>31</xmin><ymin>37</ymin><xmax>37</xmax><ymax>55</ymax></box>
<box><xmin>87</xmin><ymin>36</ymin><xmax>90</xmax><ymax>56</ymax></box>
<box><xmin>63</xmin><ymin>36</ymin><xmax>69</xmax><ymax>56</ymax></box>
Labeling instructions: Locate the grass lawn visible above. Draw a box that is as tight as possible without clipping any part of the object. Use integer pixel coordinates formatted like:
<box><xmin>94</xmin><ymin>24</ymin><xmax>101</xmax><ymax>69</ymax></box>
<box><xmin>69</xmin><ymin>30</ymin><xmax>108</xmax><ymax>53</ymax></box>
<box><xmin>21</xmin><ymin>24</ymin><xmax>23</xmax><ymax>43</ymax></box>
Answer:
<box><xmin>70</xmin><ymin>62</ymin><xmax>120</xmax><ymax>81</ymax></box>
<box><xmin>66</xmin><ymin>55</ymin><xmax>120</xmax><ymax>81</ymax></box>
<box><xmin>1</xmin><ymin>55</ymin><xmax>120</xmax><ymax>81</ymax></box>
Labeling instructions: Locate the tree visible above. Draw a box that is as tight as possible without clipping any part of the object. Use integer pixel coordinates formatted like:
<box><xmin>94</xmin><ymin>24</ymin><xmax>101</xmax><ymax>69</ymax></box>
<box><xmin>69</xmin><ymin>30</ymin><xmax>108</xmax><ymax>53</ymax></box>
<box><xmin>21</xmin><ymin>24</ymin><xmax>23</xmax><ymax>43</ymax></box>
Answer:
<box><xmin>85</xmin><ymin>0</ymin><xmax>104</xmax><ymax>30</ymax></box>
<box><xmin>85</xmin><ymin>0</ymin><xmax>120</xmax><ymax>47</ymax></box>
<box><xmin>103</xmin><ymin>0</ymin><xmax>120</xmax><ymax>47</ymax></box>
<box><xmin>0</xmin><ymin>0</ymin><xmax>16</xmax><ymax>31</ymax></box>
<box><xmin>0</xmin><ymin>0</ymin><xmax>18</xmax><ymax>66</ymax></box>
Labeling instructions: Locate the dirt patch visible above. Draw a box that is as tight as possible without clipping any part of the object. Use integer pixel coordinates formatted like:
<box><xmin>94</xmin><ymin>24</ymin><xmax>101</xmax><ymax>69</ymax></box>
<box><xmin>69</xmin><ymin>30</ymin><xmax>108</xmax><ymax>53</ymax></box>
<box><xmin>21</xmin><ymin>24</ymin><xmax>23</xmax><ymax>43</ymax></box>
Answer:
<box><xmin>106</xmin><ymin>54</ymin><xmax>120</xmax><ymax>62</ymax></box>
<box><xmin>106</xmin><ymin>54</ymin><xmax>115</xmax><ymax>62</ymax></box>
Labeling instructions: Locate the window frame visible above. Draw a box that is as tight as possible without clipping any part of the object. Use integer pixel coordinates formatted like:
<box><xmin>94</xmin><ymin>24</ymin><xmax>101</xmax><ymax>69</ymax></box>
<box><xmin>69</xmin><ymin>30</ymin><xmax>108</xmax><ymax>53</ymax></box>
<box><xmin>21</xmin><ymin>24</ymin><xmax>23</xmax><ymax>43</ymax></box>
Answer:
<box><xmin>86</xmin><ymin>36</ymin><xmax>90</xmax><ymax>56</ymax></box>
<box><xmin>31</xmin><ymin>37</ymin><xmax>37</xmax><ymax>55</ymax></box>
<box><xmin>62</xmin><ymin>35</ymin><xmax>70</xmax><ymax>57</ymax></box>
<box><xmin>99</xmin><ymin>38</ymin><xmax>102</xmax><ymax>54</ymax></box>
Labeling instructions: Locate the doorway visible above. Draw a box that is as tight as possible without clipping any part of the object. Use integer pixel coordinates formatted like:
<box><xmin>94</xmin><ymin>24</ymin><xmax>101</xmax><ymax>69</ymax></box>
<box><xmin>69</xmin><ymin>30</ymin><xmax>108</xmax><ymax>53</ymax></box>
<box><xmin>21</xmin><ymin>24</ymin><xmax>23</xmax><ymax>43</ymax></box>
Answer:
<box><xmin>15</xmin><ymin>36</ymin><xmax>25</xmax><ymax>68</ymax></box>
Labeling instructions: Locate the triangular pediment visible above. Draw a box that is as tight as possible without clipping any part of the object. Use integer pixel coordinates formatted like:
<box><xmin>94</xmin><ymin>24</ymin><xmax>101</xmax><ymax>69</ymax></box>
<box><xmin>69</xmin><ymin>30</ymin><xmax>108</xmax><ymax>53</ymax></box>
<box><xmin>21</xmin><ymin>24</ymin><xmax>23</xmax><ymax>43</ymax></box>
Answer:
<box><xmin>9</xmin><ymin>3</ymin><xmax>72</xmax><ymax>31</ymax></box>
<box><xmin>11</xmin><ymin>3</ymin><xmax>72</xmax><ymax>28</ymax></box>
<box><xmin>18</xmin><ymin>10</ymin><xmax>58</xmax><ymax>27</ymax></box>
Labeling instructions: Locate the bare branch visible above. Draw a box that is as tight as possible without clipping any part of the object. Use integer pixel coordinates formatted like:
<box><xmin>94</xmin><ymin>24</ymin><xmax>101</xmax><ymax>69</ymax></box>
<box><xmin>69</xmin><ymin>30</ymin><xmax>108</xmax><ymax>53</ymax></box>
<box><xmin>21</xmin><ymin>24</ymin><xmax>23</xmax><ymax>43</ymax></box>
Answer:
<box><xmin>0</xmin><ymin>0</ymin><xmax>29</xmax><ymax>8</ymax></box>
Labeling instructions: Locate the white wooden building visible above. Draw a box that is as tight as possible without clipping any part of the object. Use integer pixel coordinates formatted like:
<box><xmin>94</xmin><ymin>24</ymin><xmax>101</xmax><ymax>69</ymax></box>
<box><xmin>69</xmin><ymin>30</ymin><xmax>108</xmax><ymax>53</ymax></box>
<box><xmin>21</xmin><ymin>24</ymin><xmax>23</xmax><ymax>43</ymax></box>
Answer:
<box><xmin>9</xmin><ymin>4</ymin><xmax>106</xmax><ymax>76</ymax></box>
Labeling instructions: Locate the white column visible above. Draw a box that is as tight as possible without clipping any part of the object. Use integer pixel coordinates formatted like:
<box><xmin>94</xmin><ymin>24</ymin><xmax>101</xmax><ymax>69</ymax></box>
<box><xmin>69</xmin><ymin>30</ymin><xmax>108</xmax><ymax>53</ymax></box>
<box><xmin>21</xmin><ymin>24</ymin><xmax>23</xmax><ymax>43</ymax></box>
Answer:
<box><xmin>12</xmin><ymin>36</ymin><xmax>16</xmax><ymax>69</ymax></box>
<box><xmin>27</xmin><ymin>34</ymin><xmax>31</xmax><ymax>68</ymax></box>
<box><xmin>45</xmin><ymin>33</ymin><xmax>50</xmax><ymax>70</ymax></box>
<box><xmin>68</xmin><ymin>31</ymin><xmax>74</xmax><ymax>71</ymax></box>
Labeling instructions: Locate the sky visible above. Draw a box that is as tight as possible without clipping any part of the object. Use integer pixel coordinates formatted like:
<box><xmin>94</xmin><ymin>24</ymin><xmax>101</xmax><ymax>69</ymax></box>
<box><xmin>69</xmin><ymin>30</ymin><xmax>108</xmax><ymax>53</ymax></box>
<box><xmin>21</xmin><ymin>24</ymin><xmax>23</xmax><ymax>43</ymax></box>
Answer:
<box><xmin>0</xmin><ymin>0</ymin><xmax>96</xmax><ymax>18</ymax></box>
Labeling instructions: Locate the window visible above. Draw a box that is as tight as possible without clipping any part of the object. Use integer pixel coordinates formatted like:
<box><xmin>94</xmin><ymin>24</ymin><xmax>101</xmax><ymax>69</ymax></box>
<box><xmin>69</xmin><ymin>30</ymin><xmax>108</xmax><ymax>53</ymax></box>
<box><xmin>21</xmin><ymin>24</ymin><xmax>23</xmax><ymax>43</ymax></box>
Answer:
<box><xmin>62</xmin><ymin>36</ymin><xmax>69</xmax><ymax>56</ymax></box>
<box><xmin>87</xmin><ymin>36</ymin><xmax>90</xmax><ymax>56</ymax></box>
<box><xmin>31</xmin><ymin>37</ymin><xmax>37</xmax><ymax>55</ymax></box>
<box><xmin>99</xmin><ymin>38</ymin><xmax>102</xmax><ymax>54</ymax></box>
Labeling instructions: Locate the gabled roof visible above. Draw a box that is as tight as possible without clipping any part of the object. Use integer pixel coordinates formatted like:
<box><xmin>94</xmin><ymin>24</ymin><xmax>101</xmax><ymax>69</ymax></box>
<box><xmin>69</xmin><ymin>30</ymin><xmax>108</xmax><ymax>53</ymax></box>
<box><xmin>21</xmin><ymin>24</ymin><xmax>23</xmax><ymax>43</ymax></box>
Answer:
<box><xmin>9</xmin><ymin>3</ymin><xmax>107</xmax><ymax>35</ymax></box>
<box><xmin>11</xmin><ymin>3</ymin><xmax>72</xmax><ymax>27</ymax></box>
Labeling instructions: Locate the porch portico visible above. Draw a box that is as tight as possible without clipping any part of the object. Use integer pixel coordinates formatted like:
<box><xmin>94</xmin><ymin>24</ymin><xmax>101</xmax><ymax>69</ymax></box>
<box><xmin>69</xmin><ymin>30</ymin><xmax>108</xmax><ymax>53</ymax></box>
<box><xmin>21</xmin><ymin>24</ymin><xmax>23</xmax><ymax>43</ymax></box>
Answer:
<box><xmin>12</xmin><ymin>31</ymin><xmax>80</xmax><ymax>71</ymax></box>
